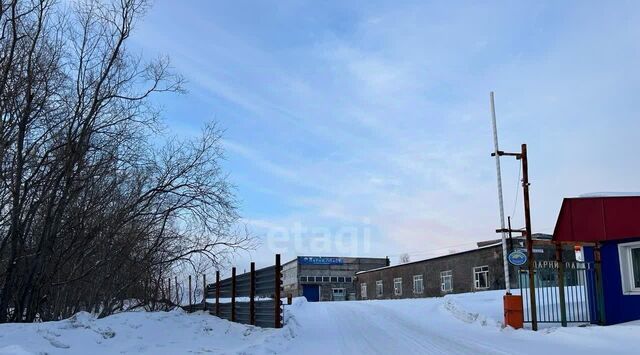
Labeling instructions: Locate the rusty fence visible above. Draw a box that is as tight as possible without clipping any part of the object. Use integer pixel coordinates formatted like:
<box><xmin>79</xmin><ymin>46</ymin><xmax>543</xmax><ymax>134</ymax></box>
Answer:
<box><xmin>182</xmin><ymin>254</ymin><xmax>283</xmax><ymax>328</ymax></box>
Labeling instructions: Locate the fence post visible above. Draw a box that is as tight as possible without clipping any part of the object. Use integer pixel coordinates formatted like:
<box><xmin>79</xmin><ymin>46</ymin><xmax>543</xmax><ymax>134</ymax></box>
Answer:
<box><xmin>175</xmin><ymin>277</ymin><xmax>179</xmax><ymax>306</ymax></box>
<box><xmin>231</xmin><ymin>267</ymin><xmax>236</xmax><ymax>322</ymax></box>
<box><xmin>167</xmin><ymin>278</ymin><xmax>171</xmax><ymax>304</ymax></box>
<box><xmin>250</xmin><ymin>262</ymin><xmax>256</xmax><ymax>325</ymax></box>
<box><xmin>556</xmin><ymin>242</ymin><xmax>567</xmax><ymax>327</ymax></box>
<box><xmin>275</xmin><ymin>254</ymin><xmax>281</xmax><ymax>328</ymax></box>
<box><xmin>215</xmin><ymin>270</ymin><xmax>220</xmax><ymax>316</ymax></box>
<box><xmin>188</xmin><ymin>275</ymin><xmax>192</xmax><ymax>312</ymax></box>
<box><xmin>202</xmin><ymin>274</ymin><xmax>207</xmax><ymax>311</ymax></box>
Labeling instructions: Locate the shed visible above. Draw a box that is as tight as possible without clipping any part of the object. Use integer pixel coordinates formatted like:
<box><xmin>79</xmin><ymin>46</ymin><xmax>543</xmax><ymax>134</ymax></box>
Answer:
<box><xmin>552</xmin><ymin>195</ymin><xmax>640</xmax><ymax>325</ymax></box>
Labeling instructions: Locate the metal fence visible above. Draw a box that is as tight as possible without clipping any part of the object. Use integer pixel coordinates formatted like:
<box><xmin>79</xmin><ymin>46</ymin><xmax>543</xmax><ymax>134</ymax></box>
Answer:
<box><xmin>519</xmin><ymin>261</ymin><xmax>601</xmax><ymax>325</ymax></box>
<box><xmin>202</xmin><ymin>254</ymin><xmax>283</xmax><ymax>328</ymax></box>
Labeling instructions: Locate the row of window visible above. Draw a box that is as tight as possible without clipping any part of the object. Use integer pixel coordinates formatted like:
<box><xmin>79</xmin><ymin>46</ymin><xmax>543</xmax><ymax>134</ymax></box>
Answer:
<box><xmin>361</xmin><ymin>266</ymin><xmax>490</xmax><ymax>298</ymax></box>
<box><xmin>300</xmin><ymin>276</ymin><xmax>352</xmax><ymax>283</ymax></box>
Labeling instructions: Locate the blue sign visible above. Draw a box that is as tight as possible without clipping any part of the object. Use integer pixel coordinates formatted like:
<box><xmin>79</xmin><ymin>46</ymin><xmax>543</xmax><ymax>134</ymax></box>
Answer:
<box><xmin>508</xmin><ymin>250</ymin><xmax>527</xmax><ymax>266</ymax></box>
<box><xmin>298</xmin><ymin>257</ymin><xmax>344</xmax><ymax>265</ymax></box>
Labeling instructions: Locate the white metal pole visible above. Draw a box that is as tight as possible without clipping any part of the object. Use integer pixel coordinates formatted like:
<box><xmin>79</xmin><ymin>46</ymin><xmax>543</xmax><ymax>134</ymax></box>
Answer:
<box><xmin>490</xmin><ymin>91</ymin><xmax>511</xmax><ymax>293</ymax></box>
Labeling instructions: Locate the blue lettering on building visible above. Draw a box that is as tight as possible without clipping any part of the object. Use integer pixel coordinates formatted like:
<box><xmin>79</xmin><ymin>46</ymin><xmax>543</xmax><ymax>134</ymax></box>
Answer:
<box><xmin>298</xmin><ymin>257</ymin><xmax>344</xmax><ymax>265</ymax></box>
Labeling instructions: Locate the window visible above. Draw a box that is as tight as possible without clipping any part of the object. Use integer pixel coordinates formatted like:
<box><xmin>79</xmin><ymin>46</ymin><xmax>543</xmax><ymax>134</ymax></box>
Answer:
<box><xmin>323</xmin><ymin>276</ymin><xmax>330</xmax><ymax>282</ymax></box>
<box><xmin>300</xmin><ymin>276</ymin><xmax>307</xmax><ymax>282</ymax></box>
<box><xmin>315</xmin><ymin>276</ymin><xmax>324</xmax><ymax>282</ymax></box>
<box><xmin>338</xmin><ymin>276</ymin><xmax>345</xmax><ymax>283</ymax></box>
<box><xmin>393</xmin><ymin>277</ymin><xmax>402</xmax><ymax>296</ymax></box>
<box><xmin>413</xmin><ymin>275</ymin><xmax>424</xmax><ymax>294</ymax></box>
<box><xmin>473</xmin><ymin>266</ymin><xmax>490</xmax><ymax>290</ymax></box>
<box><xmin>376</xmin><ymin>280</ymin><xmax>383</xmax><ymax>297</ymax></box>
<box><xmin>332</xmin><ymin>288</ymin><xmax>346</xmax><ymax>301</ymax></box>
<box><xmin>361</xmin><ymin>283</ymin><xmax>367</xmax><ymax>299</ymax></box>
<box><xmin>440</xmin><ymin>270</ymin><xmax>453</xmax><ymax>293</ymax></box>
<box><xmin>618</xmin><ymin>241</ymin><xmax>640</xmax><ymax>294</ymax></box>
<box><xmin>345</xmin><ymin>277</ymin><xmax>352</xmax><ymax>283</ymax></box>
<box><xmin>330</xmin><ymin>276</ymin><xmax>338</xmax><ymax>282</ymax></box>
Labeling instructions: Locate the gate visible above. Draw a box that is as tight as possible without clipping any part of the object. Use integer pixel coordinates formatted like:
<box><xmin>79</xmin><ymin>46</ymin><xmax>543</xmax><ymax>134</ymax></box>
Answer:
<box><xmin>519</xmin><ymin>261</ymin><xmax>602</xmax><ymax>325</ymax></box>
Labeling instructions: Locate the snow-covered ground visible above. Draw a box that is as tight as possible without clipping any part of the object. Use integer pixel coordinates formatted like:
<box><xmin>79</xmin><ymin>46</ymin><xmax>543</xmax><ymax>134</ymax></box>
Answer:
<box><xmin>0</xmin><ymin>290</ymin><xmax>637</xmax><ymax>354</ymax></box>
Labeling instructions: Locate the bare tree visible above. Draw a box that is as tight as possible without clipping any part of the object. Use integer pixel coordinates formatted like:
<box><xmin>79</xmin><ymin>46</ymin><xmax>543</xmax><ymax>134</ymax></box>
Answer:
<box><xmin>0</xmin><ymin>0</ymin><xmax>250</xmax><ymax>322</ymax></box>
<box><xmin>399</xmin><ymin>253</ymin><xmax>410</xmax><ymax>264</ymax></box>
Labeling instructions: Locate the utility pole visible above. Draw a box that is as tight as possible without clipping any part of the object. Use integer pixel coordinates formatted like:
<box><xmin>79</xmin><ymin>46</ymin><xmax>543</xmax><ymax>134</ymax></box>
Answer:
<box><xmin>490</xmin><ymin>92</ymin><xmax>511</xmax><ymax>294</ymax></box>
<box><xmin>493</xmin><ymin>144</ymin><xmax>537</xmax><ymax>331</ymax></box>
<box><xmin>520</xmin><ymin>143</ymin><xmax>537</xmax><ymax>331</ymax></box>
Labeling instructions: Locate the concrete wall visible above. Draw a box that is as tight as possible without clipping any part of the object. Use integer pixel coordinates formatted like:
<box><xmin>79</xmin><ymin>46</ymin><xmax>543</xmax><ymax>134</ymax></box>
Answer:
<box><xmin>356</xmin><ymin>245</ymin><xmax>504</xmax><ymax>299</ymax></box>
<box><xmin>356</xmin><ymin>243</ymin><xmax>577</xmax><ymax>300</ymax></box>
<box><xmin>282</xmin><ymin>259</ymin><xmax>298</xmax><ymax>298</ymax></box>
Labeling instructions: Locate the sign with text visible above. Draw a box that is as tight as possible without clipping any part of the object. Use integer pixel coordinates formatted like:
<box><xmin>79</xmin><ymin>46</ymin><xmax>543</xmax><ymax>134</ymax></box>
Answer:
<box><xmin>298</xmin><ymin>256</ymin><xmax>344</xmax><ymax>265</ymax></box>
<box><xmin>534</xmin><ymin>260</ymin><xmax>589</xmax><ymax>270</ymax></box>
<box><xmin>516</xmin><ymin>248</ymin><xmax>544</xmax><ymax>254</ymax></box>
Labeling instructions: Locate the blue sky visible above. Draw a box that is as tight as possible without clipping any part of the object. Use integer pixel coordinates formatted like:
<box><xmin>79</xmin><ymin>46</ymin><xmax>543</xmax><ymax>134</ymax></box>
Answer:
<box><xmin>132</xmin><ymin>0</ymin><xmax>640</xmax><ymax>269</ymax></box>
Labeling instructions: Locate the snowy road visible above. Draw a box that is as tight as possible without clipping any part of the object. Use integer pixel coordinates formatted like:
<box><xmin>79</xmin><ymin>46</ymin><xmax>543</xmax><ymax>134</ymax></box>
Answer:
<box><xmin>279</xmin><ymin>292</ymin><xmax>638</xmax><ymax>355</ymax></box>
<box><xmin>1</xmin><ymin>290</ymin><xmax>638</xmax><ymax>354</ymax></box>
<box><xmin>286</xmin><ymin>300</ymin><xmax>506</xmax><ymax>354</ymax></box>
<box><xmin>284</xmin><ymin>297</ymin><xmax>515</xmax><ymax>355</ymax></box>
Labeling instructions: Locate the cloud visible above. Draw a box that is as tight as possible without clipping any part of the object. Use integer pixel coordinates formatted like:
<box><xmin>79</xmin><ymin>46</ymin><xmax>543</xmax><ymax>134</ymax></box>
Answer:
<box><xmin>134</xmin><ymin>1</ymin><xmax>640</xmax><ymax>268</ymax></box>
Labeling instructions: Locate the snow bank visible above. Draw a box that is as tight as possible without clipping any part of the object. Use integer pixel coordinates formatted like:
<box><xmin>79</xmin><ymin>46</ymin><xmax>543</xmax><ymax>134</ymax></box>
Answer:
<box><xmin>0</xmin><ymin>308</ymin><xmax>280</xmax><ymax>355</ymax></box>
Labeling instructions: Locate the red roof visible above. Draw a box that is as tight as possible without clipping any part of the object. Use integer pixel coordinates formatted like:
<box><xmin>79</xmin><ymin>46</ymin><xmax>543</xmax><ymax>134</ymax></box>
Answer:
<box><xmin>553</xmin><ymin>196</ymin><xmax>640</xmax><ymax>243</ymax></box>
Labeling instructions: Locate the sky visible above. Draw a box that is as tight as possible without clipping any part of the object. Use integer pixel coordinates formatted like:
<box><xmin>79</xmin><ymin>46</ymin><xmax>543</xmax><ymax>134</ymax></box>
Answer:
<box><xmin>131</xmin><ymin>0</ymin><xmax>640</xmax><ymax>271</ymax></box>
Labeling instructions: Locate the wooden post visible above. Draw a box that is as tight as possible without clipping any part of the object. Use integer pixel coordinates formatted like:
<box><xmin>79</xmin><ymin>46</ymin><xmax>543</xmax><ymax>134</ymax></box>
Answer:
<box><xmin>215</xmin><ymin>271</ymin><xmax>220</xmax><ymax>317</ymax></box>
<box><xmin>231</xmin><ymin>267</ymin><xmax>236</xmax><ymax>322</ymax></box>
<box><xmin>175</xmin><ymin>277</ymin><xmax>179</xmax><ymax>306</ymax></box>
<box><xmin>275</xmin><ymin>254</ymin><xmax>282</xmax><ymax>328</ymax></box>
<box><xmin>556</xmin><ymin>243</ymin><xmax>567</xmax><ymax>327</ymax></box>
<box><xmin>188</xmin><ymin>275</ymin><xmax>192</xmax><ymax>312</ymax></box>
<box><xmin>202</xmin><ymin>274</ymin><xmax>207</xmax><ymax>311</ymax></box>
<box><xmin>250</xmin><ymin>262</ymin><xmax>256</xmax><ymax>325</ymax></box>
<box><xmin>521</xmin><ymin>143</ymin><xmax>538</xmax><ymax>331</ymax></box>
<box><xmin>167</xmin><ymin>278</ymin><xmax>171</xmax><ymax>304</ymax></box>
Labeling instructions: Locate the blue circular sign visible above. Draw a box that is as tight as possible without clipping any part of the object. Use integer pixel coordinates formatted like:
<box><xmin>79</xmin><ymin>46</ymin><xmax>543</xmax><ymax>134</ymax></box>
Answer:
<box><xmin>508</xmin><ymin>250</ymin><xmax>527</xmax><ymax>266</ymax></box>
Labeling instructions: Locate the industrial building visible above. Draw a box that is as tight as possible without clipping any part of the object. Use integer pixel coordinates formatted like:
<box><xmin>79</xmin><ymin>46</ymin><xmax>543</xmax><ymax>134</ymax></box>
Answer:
<box><xmin>355</xmin><ymin>235</ymin><xmax>577</xmax><ymax>300</ymax></box>
<box><xmin>282</xmin><ymin>256</ymin><xmax>389</xmax><ymax>301</ymax></box>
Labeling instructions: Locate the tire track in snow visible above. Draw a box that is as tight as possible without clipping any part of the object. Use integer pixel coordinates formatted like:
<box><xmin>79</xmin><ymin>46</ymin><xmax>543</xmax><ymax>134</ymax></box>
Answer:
<box><xmin>289</xmin><ymin>300</ymin><xmax>512</xmax><ymax>355</ymax></box>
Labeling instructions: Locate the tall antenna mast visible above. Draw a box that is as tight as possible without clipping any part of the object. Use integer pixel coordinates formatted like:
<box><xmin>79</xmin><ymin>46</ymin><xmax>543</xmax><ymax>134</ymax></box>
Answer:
<box><xmin>490</xmin><ymin>92</ymin><xmax>511</xmax><ymax>294</ymax></box>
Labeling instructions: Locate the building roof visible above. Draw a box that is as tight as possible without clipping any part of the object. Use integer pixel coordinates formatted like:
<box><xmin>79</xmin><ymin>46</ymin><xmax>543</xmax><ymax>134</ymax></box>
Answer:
<box><xmin>552</xmin><ymin>195</ymin><xmax>640</xmax><ymax>243</ymax></box>
<box><xmin>475</xmin><ymin>233</ymin><xmax>551</xmax><ymax>248</ymax></box>
<box><xmin>356</xmin><ymin>243</ymin><xmax>502</xmax><ymax>275</ymax></box>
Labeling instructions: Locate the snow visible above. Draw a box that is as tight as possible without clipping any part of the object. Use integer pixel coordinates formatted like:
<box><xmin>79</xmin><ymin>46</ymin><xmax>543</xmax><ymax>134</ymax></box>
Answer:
<box><xmin>579</xmin><ymin>192</ymin><xmax>640</xmax><ymax>197</ymax></box>
<box><xmin>0</xmin><ymin>290</ymin><xmax>637</xmax><ymax>354</ymax></box>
